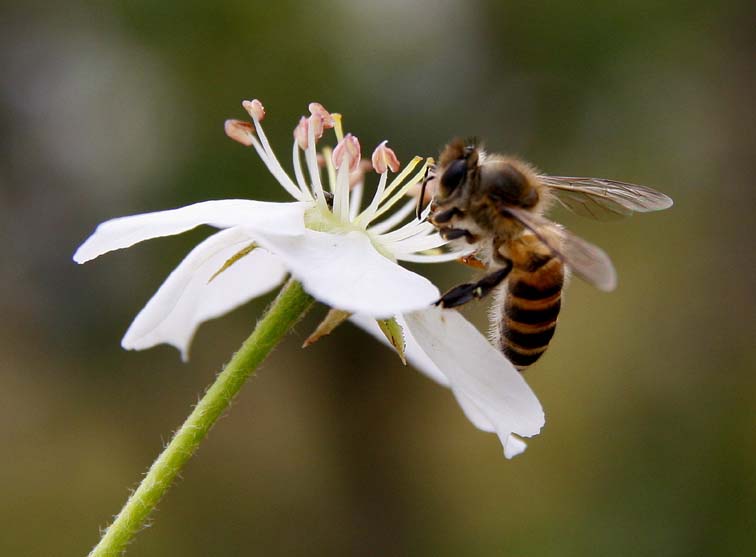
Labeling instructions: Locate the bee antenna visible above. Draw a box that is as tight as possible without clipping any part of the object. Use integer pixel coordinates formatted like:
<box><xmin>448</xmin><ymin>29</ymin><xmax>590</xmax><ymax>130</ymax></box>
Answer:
<box><xmin>416</xmin><ymin>165</ymin><xmax>433</xmax><ymax>220</ymax></box>
<box><xmin>464</xmin><ymin>136</ymin><xmax>480</xmax><ymax>153</ymax></box>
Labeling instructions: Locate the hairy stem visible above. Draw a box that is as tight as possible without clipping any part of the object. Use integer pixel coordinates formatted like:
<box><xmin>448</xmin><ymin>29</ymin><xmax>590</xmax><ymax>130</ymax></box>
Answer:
<box><xmin>89</xmin><ymin>279</ymin><xmax>314</xmax><ymax>557</ymax></box>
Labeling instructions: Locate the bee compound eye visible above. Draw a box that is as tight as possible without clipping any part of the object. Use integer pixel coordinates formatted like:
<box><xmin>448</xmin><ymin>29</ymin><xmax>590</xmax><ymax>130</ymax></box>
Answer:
<box><xmin>441</xmin><ymin>159</ymin><xmax>467</xmax><ymax>192</ymax></box>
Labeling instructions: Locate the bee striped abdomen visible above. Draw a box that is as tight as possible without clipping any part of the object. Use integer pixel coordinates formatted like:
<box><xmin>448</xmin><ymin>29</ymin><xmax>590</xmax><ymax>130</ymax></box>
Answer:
<box><xmin>499</xmin><ymin>257</ymin><xmax>564</xmax><ymax>371</ymax></box>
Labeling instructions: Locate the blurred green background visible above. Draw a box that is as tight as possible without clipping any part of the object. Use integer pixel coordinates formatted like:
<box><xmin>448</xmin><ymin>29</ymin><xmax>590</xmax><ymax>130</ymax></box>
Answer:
<box><xmin>2</xmin><ymin>1</ymin><xmax>754</xmax><ymax>555</ymax></box>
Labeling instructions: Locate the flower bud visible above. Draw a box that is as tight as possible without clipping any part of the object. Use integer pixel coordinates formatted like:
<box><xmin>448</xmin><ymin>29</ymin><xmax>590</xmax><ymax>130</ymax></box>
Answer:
<box><xmin>371</xmin><ymin>140</ymin><xmax>400</xmax><ymax>173</ymax></box>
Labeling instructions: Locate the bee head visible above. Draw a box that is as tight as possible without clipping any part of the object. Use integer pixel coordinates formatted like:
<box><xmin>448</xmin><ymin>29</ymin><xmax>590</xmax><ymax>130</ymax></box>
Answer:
<box><xmin>436</xmin><ymin>138</ymin><xmax>480</xmax><ymax>200</ymax></box>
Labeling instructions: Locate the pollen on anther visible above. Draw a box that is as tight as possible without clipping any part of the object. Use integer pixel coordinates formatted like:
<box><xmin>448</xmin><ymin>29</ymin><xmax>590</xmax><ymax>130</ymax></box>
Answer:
<box><xmin>309</xmin><ymin>113</ymin><xmax>326</xmax><ymax>141</ymax></box>
<box><xmin>372</xmin><ymin>141</ymin><xmax>400</xmax><ymax>174</ymax></box>
<box><xmin>308</xmin><ymin>102</ymin><xmax>334</xmax><ymax>129</ymax></box>
<box><xmin>224</xmin><ymin>119</ymin><xmax>255</xmax><ymax>146</ymax></box>
<box><xmin>242</xmin><ymin>99</ymin><xmax>265</xmax><ymax>121</ymax></box>
<box><xmin>294</xmin><ymin>116</ymin><xmax>309</xmax><ymax>149</ymax></box>
<box><xmin>332</xmin><ymin>134</ymin><xmax>361</xmax><ymax>172</ymax></box>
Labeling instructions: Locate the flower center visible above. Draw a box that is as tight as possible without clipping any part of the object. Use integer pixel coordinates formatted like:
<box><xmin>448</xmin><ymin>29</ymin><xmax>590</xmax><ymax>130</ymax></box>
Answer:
<box><xmin>226</xmin><ymin>99</ymin><xmax>471</xmax><ymax>266</ymax></box>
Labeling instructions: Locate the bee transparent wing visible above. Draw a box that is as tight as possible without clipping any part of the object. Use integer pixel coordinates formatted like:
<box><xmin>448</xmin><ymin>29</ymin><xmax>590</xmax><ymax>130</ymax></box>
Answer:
<box><xmin>539</xmin><ymin>176</ymin><xmax>673</xmax><ymax>221</ymax></box>
<box><xmin>503</xmin><ymin>206</ymin><xmax>617</xmax><ymax>291</ymax></box>
<box><xmin>558</xmin><ymin>229</ymin><xmax>617</xmax><ymax>291</ymax></box>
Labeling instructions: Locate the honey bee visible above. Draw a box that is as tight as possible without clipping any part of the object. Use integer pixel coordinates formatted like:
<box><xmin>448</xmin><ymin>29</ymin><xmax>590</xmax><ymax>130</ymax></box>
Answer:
<box><xmin>421</xmin><ymin>138</ymin><xmax>673</xmax><ymax>371</ymax></box>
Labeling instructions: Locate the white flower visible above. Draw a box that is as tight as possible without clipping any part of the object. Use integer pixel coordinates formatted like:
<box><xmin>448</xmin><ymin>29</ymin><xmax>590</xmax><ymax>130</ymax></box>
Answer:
<box><xmin>73</xmin><ymin>100</ymin><xmax>543</xmax><ymax>457</ymax></box>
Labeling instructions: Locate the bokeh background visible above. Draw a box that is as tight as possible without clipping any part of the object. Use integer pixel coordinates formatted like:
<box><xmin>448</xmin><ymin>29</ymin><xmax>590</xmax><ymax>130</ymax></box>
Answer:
<box><xmin>2</xmin><ymin>1</ymin><xmax>754</xmax><ymax>555</ymax></box>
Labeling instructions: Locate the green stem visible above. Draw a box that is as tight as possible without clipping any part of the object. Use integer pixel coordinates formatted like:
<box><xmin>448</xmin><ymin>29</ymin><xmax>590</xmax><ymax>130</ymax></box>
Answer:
<box><xmin>89</xmin><ymin>279</ymin><xmax>314</xmax><ymax>557</ymax></box>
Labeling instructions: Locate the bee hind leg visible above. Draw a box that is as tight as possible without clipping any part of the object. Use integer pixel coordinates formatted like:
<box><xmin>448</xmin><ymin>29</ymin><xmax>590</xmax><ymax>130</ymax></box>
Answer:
<box><xmin>436</xmin><ymin>260</ymin><xmax>512</xmax><ymax>309</ymax></box>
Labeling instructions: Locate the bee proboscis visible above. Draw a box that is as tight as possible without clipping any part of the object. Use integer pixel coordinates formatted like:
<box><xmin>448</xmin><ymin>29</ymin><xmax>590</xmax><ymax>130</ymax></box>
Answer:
<box><xmin>423</xmin><ymin>139</ymin><xmax>673</xmax><ymax>371</ymax></box>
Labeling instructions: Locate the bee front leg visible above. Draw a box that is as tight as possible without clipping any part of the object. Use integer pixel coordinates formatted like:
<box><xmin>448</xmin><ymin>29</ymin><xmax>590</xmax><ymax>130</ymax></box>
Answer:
<box><xmin>431</xmin><ymin>206</ymin><xmax>464</xmax><ymax>224</ymax></box>
<box><xmin>439</xmin><ymin>227</ymin><xmax>479</xmax><ymax>243</ymax></box>
<box><xmin>436</xmin><ymin>259</ymin><xmax>513</xmax><ymax>308</ymax></box>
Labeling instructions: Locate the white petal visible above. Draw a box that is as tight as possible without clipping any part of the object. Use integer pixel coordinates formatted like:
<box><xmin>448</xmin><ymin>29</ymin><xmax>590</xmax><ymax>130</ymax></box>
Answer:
<box><xmin>250</xmin><ymin>229</ymin><xmax>439</xmax><ymax>317</ymax></box>
<box><xmin>122</xmin><ymin>227</ymin><xmax>287</xmax><ymax>359</ymax></box>
<box><xmin>448</xmin><ymin>390</ymin><xmax>531</xmax><ymax>458</ymax></box>
<box><xmin>452</xmin><ymin>390</ymin><xmax>496</xmax><ymax>431</ymax></box>
<box><xmin>350</xmin><ymin>310</ymin><xmax>537</xmax><ymax>459</ymax></box>
<box><xmin>350</xmin><ymin>312</ymin><xmax>515</xmax><ymax>432</ymax></box>
<box><xmin>504</xmin><ymin>435</ymin><xmax>528</xmax><ymax>459</ymax></box>
<box><xmin>404</xmin><ymin>306</ymin><xmax>544</xmax><ymax>457</ymax></box>
<box><xmin>74</xmin><ymin>200</ymin><xmax>308</xmax><ymax>263</ymax></box>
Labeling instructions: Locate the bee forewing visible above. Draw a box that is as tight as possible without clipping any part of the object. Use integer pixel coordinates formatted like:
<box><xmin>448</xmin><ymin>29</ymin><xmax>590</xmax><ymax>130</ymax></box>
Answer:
<box><xmin>539</xmin><ymin>176</ymin><xmax>673</xmax><ymax>221</ymax></box>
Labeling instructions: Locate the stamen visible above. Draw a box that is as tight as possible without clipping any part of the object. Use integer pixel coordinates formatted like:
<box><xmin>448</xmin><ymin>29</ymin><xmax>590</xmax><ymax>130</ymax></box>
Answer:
<box><xmin>379</xmin><ymin>156</ymin><xmax>423</xmax><ymax>203</ymax></box>
<box><xmin>224</xmin><ymin>119</ymin><xmax>255</xmax><ymax>146</ymax></box>
<box><xmin>371</xmin><ymin>141</ymin><xmax>400</xmax><ymax>174</ymax></box>
<box><xmin>242</xmin><ymin>99</ymin><xmax>266</xmax><ymax>121</ymax></box>
<box><xmin>332</xmin><ymin>134</ymin><xmax>360</xmax><ymax>220</ymax></box>
<box><xmin>332</xmin><ymin>113</ymin><xmax>344</xmax><ymax>143</ymax></box>
<box><xmin>308</xmin><ymin>102</ymin><xmax>335</xmax><ymax>131</ymax></box>
<box><xmin>305</xmin><ymin>116</ymin><xmax>327</xmax><ymax>206</ymax></box>
<box><xmin>291</xmin><ymin>139</ymin><xmax>313</xmax><ymax>201</ymax></box>
<box><xmin>294</xmin><ymin>116</ymin><xmax>309</xmax><ymax>149</ymax></box>
<box><xmin>349</xmin><ymin>181</ymin><xmax>364</xmax><ymax>220</ymax></box>
<box><xmin>355</xmin><ymin>154</ymin><xmax>421</xmax><ymax>227</ymax></box>
<box><xmin>368</xmin><ymin>198</ymin><xmax>416</xmax><ymax>235</ymax></box>
<box><xmin>246</xmin><ymin>136</ymin><xmax>304</xmax><ymax>201</ymax></box>
<box><xmin>396</xmin><ymin>249</ymin><xmax>476</xmax><ymax>263</ymax></box>
<box><xmin>391</xmin><ymin>233</ymin><xmax>450</xmax><ymax>254</ymax></box>
<box><xmin>322</xmin><ymin>146</ymin><xmax>337</xmax><ymax>193</ymax></box>
<box><xmin>332</xmin><ymin>134</ymin><xmax>361</xmax><ymax>173</ymax></box>
<box><xmin>370</xmin><ymin>158</ymin><xmax>432</xmax><ymax>222</ymax></box>
<box><xmin>309</xmin><ymin>113</ymin><xmax>326</xmax><ymax>141</ymax></box>
<box><xmin>242</xmin><ymin>99</ymin><xmax>303</xmax><ymax>200</ymax></box>
<box><xmin>354</xmin><ymin>172</ymin><xmax>388</xmax><ymax>228</ymax></box>
<box><xmin>350</xmin><ymin>160</ymin><xmax>372</xmax><ymax>189</ymax></box>
<box><xmin>333</xmin><ymin>163</ymin><xmax>351</xmax><ymax>221</ymax></box>
<box><xmin>379</xmin><ymin>219</ymin><xmax>435</xmax><ymax>243</ymax></box>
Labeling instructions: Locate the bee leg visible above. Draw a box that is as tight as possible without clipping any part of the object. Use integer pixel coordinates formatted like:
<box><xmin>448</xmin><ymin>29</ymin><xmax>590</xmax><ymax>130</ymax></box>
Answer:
<box><xmin>439</xmin><ymin>227</ymin><xmax>478</xmax><ymax>243</ymax></box>
<box><xmin>431</xmin><ymin>207</ymin><xmax>464</xmax><ymax>224</ymax></box>
<box><xmin>436</xmin><ymin>259</ymin><xmax>513</xmax><ymax>309</ymax></box>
